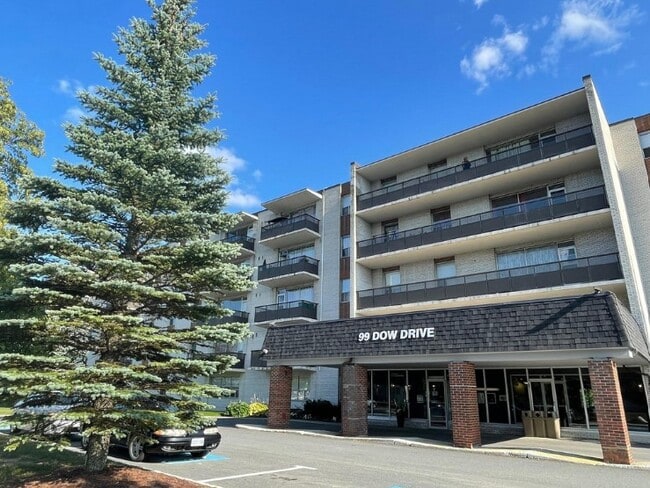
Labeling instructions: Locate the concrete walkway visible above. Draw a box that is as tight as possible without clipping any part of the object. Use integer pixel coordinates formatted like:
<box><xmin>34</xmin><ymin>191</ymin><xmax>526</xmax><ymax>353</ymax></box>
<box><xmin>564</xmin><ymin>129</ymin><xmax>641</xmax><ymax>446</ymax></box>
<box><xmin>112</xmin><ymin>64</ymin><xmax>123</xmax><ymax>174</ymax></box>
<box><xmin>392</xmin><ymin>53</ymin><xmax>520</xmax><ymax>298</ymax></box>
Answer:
<box><xmin>223</xmin><ymin>418</ymin><xmax>650</xmax><ymax>468</ymax></box>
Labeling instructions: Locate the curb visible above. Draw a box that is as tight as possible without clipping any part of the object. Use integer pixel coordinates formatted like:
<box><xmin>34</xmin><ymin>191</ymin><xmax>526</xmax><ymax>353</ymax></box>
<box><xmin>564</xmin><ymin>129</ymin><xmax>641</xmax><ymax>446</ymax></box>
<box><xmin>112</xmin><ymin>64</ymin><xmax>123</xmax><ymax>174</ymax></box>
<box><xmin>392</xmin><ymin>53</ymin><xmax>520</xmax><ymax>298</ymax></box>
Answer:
<box><xmin>234</xmin><ymin>424</ymin><xmax>650</xmax><ymax>469</ymax></box>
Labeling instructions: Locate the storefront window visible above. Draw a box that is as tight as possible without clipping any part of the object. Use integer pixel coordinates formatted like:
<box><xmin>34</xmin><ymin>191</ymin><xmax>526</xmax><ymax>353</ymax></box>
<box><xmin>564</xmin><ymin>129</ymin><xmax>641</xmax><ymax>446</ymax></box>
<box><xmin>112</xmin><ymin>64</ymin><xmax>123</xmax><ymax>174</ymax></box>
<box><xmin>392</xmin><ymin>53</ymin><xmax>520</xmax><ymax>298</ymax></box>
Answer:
<box><xmin>370</xmin><ymin>371</ymin><xmax>389</xmax><ymax>416</ymax></box>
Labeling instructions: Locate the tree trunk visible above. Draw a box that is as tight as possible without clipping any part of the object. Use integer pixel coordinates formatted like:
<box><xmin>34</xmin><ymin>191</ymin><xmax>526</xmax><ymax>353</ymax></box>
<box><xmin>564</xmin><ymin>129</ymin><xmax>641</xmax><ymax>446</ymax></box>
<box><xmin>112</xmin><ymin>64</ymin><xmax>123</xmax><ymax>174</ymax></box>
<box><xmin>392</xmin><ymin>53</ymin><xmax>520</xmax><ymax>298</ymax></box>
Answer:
<box><xmin>85</xmin><ymin>433</ymin><xmax>111</xmax><ymax>473</ymax></box>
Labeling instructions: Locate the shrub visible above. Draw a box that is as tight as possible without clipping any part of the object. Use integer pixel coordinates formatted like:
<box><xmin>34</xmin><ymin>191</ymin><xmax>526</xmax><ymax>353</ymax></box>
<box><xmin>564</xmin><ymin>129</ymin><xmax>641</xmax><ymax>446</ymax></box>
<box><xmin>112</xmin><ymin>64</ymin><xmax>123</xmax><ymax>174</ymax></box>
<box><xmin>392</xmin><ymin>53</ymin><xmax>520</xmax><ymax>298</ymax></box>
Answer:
<box><xmin>248</xmin><ymin>402</ymin><xmax>269</xmax><ymax>417</ymax></box>
<box><xmin>303</xmin><ymin>399</ymin><xmax>340</xmax><ymax>421</ymax></box>
<box><xmin>225</xmin><ymin>401</ymin><xmax>249</xmax><ymax>418</ymax></box>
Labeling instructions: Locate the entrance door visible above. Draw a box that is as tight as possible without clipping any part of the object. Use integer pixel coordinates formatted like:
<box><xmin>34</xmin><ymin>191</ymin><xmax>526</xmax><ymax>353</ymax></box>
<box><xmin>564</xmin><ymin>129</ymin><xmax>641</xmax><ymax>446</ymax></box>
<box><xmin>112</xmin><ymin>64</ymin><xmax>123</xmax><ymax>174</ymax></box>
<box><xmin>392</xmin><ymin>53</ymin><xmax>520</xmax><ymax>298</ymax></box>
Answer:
<box><xmin>427</xmin><ymin>379</ymin><xmax>447</xmax><ymax>428</ymax></box>
<box><xmin>529</xmin><ymin>379</ymin><xmax>558</xmax><ymax>416</ymax></box>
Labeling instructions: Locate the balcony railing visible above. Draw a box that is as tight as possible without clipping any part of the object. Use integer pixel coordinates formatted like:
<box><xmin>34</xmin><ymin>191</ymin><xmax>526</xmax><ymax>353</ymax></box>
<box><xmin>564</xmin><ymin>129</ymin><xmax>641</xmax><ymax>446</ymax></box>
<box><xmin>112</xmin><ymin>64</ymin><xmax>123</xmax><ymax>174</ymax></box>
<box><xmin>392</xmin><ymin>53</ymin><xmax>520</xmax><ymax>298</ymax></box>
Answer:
<box><xmin>250</xmin><ymin>349</ymin><xmax>268</xmax><ymax>368</ymax></box>
<box><xmin>206</xmin><ymin>310</ymin><xmax>249</xmax><ymax>325</ymax></box>
<box><xmin>357</xmin><ymin>125</ymin><xmax>595</xmax><ymax>210</ymax></box>
<box><xmin>260</xmin><ymin>214</ymin><xmax>320</xmax><ymax>241</ymax></box>
<box><xmin>358</xmin><ymin>186</ymin><xmax>608</xmax><ymax>258</ymax></box>
<box><xmin>357</xmin><ymin>253</ymin><xmax>622</xmax><ymax>309</ymax></box>
<box><xmin>258</xmin><ymin>256</ymin><xmax>319</xmax><ymax>281</ymax></box>
<box><xmin>226</xmin><ymin>352</ymin><xmax>246</xmax><ymax>369</ymax></box>
<box><xmin>254</xmin><ymin>300</ymin><xmax>318</xmax><ymax>322</ymax></box>
<box><xmin>223</xmin><ymin>234</ymin><xmax>255</xmax><ymax>252</ymax></box>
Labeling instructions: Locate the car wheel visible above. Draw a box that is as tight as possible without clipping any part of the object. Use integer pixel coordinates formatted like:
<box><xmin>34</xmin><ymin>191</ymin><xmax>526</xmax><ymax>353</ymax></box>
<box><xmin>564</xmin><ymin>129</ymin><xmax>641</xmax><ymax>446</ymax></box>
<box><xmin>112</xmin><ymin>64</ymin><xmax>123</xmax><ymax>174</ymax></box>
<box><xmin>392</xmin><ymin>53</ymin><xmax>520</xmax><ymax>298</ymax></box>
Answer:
<box><xmin>127</xmin><ymin>435</ymin><xmax>146</xmax><ymax>462</ymax></box>
<box><xmin>191</xmin><ymin>450</ymin><xmax>209</xmax><ymax>459</ymax></box>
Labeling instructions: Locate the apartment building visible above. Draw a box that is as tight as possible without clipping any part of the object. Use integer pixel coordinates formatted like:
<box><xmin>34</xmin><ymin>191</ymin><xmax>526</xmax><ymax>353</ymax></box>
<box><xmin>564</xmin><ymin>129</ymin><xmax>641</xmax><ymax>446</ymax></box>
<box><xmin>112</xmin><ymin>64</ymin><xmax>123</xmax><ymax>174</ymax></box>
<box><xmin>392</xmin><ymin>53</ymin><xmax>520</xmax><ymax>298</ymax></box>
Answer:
<box><xmin>217</xmin><ymin>76</ymin><xmax>650</xmax><ymax>464</ymax></box>
<box><xmin>209</xmin><ymin>185</ymin><xmax>351</xmax><ymax>410</ymax></box>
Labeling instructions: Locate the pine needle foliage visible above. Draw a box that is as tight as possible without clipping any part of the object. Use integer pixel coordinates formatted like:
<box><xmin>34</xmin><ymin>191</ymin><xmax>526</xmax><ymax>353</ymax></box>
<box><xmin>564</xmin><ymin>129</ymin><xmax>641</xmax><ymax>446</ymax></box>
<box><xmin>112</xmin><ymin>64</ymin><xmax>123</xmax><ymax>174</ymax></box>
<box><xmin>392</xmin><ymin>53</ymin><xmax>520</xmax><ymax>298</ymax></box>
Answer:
<box><xmin>0</xmin><ymin>0</ymin><xmax>253</xmax><ymax>471</ymax></box>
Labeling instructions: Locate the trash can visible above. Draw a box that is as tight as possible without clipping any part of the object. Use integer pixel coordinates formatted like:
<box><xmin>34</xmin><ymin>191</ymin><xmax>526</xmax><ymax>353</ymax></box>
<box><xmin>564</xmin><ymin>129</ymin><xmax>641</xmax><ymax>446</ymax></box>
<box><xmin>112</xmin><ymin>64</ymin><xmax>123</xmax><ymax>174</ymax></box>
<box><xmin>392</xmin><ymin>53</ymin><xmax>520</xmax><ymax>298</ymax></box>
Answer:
<box><xmin>532</xmin><ymin>410</ymin><xmax>547</xmax><ymax>437</ymax></box>
<box><xmin>522</xmin><ymin>410</ymin><xmax>534</xmax><ymax>437</ymax></box>
<box><xmin>544</xmin><ymin>411</ymin><xmax>561</xmax><ymax>439</ymax></box>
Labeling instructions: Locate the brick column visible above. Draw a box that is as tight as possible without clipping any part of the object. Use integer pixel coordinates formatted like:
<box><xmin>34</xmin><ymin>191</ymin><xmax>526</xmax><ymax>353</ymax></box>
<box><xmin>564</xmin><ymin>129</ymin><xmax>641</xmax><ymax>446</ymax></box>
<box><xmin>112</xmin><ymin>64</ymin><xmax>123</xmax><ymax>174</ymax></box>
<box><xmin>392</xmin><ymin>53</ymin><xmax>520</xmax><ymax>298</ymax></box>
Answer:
<box><xmin>449</xmin><ymin>361</ymin><xmax>481</xmax><ymax>448</ymax></box>
<box><xmin>340</xmin><ymin>364</ymin><xmax>368</xmax><ymax>436</ymax></box>
<box><xmin>267</xmin><ymin>365</ymin><xmax>292</xmax><ymax>429</ymax></box>
<box><xmin>588</xmin><ymin>359</ymin><xmax>632</xmax><ymax>464</ymax></box>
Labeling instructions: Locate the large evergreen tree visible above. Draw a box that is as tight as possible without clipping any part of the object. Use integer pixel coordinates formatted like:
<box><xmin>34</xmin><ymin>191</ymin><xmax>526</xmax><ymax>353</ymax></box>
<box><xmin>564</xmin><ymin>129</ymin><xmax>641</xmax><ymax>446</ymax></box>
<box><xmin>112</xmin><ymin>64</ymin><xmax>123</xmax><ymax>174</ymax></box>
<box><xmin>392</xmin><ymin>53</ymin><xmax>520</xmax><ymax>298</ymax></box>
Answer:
<box><xmin>0</xmin><ymin>0</ymin><xmax>252</xmax><ymax>472</ymax></box>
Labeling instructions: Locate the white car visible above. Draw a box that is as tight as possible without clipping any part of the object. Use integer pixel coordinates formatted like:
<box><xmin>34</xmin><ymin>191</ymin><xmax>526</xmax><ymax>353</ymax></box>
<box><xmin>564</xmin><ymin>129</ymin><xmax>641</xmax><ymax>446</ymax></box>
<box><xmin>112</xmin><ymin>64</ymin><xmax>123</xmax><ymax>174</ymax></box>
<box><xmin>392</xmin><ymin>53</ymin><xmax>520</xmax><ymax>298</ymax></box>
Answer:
<box><xmin>11</xmin><ymin>392</ymin><xmax>82</xmax><ymax>436</ymax></box>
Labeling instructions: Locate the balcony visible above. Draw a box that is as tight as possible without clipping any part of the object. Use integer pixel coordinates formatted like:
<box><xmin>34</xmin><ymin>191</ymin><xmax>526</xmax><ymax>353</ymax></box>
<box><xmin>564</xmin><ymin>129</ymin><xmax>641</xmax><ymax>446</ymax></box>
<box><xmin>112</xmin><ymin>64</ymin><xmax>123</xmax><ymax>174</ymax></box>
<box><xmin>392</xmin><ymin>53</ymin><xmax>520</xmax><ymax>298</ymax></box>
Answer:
<box><xmin>250</xmin><ymin>349</ymin><xmax>268</xmax><ymax>368</ymax></box>
<box><xmin>254</xmin><ymin>300</ymin><xmax>318</xmax><ymax>324</ymax></box>
<box><xmin>260</xmin><ymin>214</ymin><xmax>320</xmax><ymax>248</ymax></box>
<box><xmin>206</xmin><ymin>310</ymin><xmax>249</xmax><ymax>325</ymax></box>
<box><xmin>357</xmin><ymin>253</ymin><xmax>624</xmax><ymax>311</ymax></box>
<box><xmin>226</xmin><ymin>351</ymin><xmax>246</xmax><ymax>370</ymax></box>
<box><xmin>358</xmin><ymin>186</ymin><xmax>609</xmax><ymax>261</ymax></box>
<box><xmin>357</xmin><ymin>125</ymin><xmax>596</xmax><ymax>215</ymax></box>
<box><xmin>222</xmin><ymin>234</ymin><xmax>255</xmax><ymax>261</ymax></box>
<box><xmin>258</xmin><ymin>256</ymin><xmax>319</xmax><ymax>288</ymax></box>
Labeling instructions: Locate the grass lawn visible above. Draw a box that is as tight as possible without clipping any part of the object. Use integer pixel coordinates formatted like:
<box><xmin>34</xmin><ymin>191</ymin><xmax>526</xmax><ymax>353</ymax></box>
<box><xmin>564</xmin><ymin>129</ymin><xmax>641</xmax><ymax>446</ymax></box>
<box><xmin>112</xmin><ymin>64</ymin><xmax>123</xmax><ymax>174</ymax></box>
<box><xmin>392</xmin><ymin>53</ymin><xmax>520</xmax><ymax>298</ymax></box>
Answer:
<box><xmin>0</xmin><ymin>435</ymin><xmax>85</xmax><ymax>486</ymax></box>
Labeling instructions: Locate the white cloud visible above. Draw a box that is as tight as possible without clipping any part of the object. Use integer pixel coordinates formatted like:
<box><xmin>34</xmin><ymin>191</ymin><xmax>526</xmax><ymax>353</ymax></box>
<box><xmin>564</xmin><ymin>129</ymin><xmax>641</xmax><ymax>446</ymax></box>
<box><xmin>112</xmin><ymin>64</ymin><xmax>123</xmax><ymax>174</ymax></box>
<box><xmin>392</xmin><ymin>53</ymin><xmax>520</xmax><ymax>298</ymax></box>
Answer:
<box><xmin>63</xmin><ymin>107</ymin><xmax>85</xmax><ymax>124</ymax></box>
<box><xmin>207</xmin><ymin>146</ymin><xmax>247</xmax><ymax>174</ymax></box>
<box><xmin>542</xmin><ymin>0</ymin><xmax>638</xmax><ymax>66</ymax></box>
<box><xmin>227</xmin><ymin>189</ymin><xmax>261</xmax><ymax>210</ymax></box>
<box><xmin>55</xmin><ymin>78</ymin><xmax>85</xmax><ymax>97</ymax></box>
<box><xmin>203</xmin><ymin>146</ymin><xmax>262</xmax><ymax>211</ymax></box>
<box><xmin>460</xmin><ymin>26</ymin><xmax>529</xmax><ymax>92</ymax></box>
<box><xmin>474</xmin><ymin>0</ymin><xmax>488</xmax><ymax>8</ymax></box>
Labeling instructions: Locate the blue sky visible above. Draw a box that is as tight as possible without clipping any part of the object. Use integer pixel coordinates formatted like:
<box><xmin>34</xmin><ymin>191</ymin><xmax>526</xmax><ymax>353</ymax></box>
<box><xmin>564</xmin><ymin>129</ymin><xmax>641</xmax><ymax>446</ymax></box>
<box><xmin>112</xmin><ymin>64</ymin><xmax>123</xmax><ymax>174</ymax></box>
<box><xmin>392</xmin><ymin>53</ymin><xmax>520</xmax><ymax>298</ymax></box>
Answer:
<box><xmin>1</xmin><ymin>0</ymin><xmax>648</xmax><ymax>211</ymax></box>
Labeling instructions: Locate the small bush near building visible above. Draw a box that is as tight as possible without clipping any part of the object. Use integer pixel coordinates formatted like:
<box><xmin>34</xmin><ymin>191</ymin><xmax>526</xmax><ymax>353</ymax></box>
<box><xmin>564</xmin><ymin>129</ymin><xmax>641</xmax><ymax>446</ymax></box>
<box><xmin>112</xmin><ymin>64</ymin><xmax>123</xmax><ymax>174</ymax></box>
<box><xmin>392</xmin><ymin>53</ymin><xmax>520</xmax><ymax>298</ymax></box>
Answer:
<box><xmin>225</xmin><ymin>401</ymin><xmax>250</xmax><ymax>417</ymax></box>
<box><xmin>248</xmin><ymin>402</ymin><xmax>269</xmax><ymax>417</ymax></box>
<box><xmin>303</xmin><ymin>399</ymin><xmax>340</xmax><ymax>421</ymax></box>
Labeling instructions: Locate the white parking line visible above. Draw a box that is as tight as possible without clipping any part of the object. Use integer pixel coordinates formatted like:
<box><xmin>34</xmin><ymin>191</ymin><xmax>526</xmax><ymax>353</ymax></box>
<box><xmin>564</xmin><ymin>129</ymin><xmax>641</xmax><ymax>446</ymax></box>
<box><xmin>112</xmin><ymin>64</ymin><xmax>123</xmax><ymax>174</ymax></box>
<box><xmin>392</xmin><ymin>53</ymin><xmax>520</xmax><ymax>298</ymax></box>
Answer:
<box><xmin>199</xmin><ymin>465</ymin><xmax>317</xmax><ymax>482</ymax></box>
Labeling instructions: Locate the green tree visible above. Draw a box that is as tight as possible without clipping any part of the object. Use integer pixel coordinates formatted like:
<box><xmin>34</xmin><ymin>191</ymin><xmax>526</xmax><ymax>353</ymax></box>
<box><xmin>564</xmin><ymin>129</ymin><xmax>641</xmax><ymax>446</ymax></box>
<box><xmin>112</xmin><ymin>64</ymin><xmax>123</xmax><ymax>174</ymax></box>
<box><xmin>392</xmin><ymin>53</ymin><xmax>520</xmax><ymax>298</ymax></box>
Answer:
<box><xmin>0</xmin><ymin>0</ymin><xmax>252</xmax><ymax>472</ymax></box>
<box><xmin>0</xmin><ymin>78</ymin><xmax>44</xmax><ymax>358</ymax></box>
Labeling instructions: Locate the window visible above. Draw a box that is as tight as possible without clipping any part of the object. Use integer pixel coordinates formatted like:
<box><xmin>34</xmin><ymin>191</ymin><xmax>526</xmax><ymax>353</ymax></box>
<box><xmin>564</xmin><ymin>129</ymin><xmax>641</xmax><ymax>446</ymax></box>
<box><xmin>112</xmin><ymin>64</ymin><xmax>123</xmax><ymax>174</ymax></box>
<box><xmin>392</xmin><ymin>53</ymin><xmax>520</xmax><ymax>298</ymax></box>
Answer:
<box><xmin>341</xmin><ymin>235</ymin><xmax>350</xmax><ymax>257</ymax></box>
<box><xmin>380</xmin><ymin>176</ymin><xmax>397</xmax><ymax>187</ymax></box>
<box><xmin>431</xmin><ymin>206</ymin><xmax>451</xmax><ymax>229</ymax></box>
<box><xmin>435</xmin><ymin>257</ymin><xmax>456</xmax><ymax>279</ymax></box>
<box><xmin>279</xmin><ymin>244</ymin><xmax>315</xmax><ymax>260</ymax></box>
<box><xmin>486</xmin><ymin>128</ymin><xmax>556</xmax><ymax>161</ymax></box>
<box><xmin>292</xmin><ymin>375</ymin><xmax>311</xmax><ymax>401</ymax></box>
<box><xmin>383</xmin><ymin>267</ymin><xmax>401</xmax><ymax>287</ymax></box>
<box><xmin>497</xmin><ymin>241</ymin><xmax>576</xmax><ymax>270</ymax></box>
<box><xmin>341</xmin><ymin>194</ymin><xmax>351</xmax><ymax>215</ymax></box>
<box><xmin>382</xmin><ymin>219</ymin><xmax>399</xmax><ymax>239</ymax></box>
<box><xmin>291</xmin><ymin>205</ymin><xmax>316</xmax><ymax>218</ymax></box>
<box><xmin>428</xmin><ymin>159</ymin><xmax>447</xmax><ymax>172</ymax></box>
<box><xmin>223</xmin><ymin>297</ymin><xmax>247</xmax><ymax>312</ymax></box>
<box><xmin>640</xmin><ymin>132</ymin><xmax>650</xmax><ymax>158</ymax></box>
<box><xmin>211</xmin><ymin>376</ymin><xmax>240</xmax><ymax>398</ymax></box>
<box><xmin>340</xmin><ymin>279</ymin><xmax>350</xmax><ymax>303</ymax></box>
<box><xmin>277</xmin><ymin>286</ymin><xmax>314</xmax><ymax>303</ymax></box>
<box><xmin>491</xmin><ymin>184</ymin><xmax>565</xmax><ymax>213</ymax></box>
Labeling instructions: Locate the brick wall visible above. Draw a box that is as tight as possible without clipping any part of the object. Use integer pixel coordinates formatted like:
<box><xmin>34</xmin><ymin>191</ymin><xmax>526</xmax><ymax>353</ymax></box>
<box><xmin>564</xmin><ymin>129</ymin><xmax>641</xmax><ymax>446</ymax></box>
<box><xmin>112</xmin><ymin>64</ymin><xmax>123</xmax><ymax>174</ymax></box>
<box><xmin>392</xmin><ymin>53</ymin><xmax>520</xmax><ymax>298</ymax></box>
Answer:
<box><xmin>448</xmin><ymin>361</ymin><xmax>481</xmax><ymax>448</ymax></box>
<box><xmin>267</xmin><ymin>366</ymin><xmax>292</xmax><ymax>429</ymax></box>
<box><xmin>340</xmin><ymin>364</ymin><xmax>368</xmax><ymax>436</ymax></box>
<box><xmin>635</xmin><ymin>114</ymin><xmax>650</xmax><ymax>133</ymax></box>
<box><xmin>588</xmin><ymin>359</ymin><xmax>632</xmax><ymax>464</ymax></box>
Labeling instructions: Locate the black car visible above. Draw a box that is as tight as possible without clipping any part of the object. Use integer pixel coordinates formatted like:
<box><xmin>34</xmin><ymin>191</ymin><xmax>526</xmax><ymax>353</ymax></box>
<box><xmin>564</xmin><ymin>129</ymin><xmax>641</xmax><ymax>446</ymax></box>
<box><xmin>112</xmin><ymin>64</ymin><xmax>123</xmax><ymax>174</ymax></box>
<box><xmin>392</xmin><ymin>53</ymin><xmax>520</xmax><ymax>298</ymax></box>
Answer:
<box><xmin>113</xmin><ymin>424</ymin><xmax>221</xmax><ymax>461</ymax></box>
<box><xmin>82</xmin><ymin>397</ymin><xmax>222</xmax><ymax>461</ymax></box>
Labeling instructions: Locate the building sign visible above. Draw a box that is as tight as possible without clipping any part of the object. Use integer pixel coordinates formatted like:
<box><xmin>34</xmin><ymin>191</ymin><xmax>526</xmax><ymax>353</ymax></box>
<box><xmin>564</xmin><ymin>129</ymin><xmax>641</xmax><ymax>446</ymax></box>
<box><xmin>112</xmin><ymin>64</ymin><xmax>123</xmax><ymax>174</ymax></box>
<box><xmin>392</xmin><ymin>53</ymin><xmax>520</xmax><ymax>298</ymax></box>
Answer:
<box><xmin>357</xmin><ymin>327</ymin><xmax>435</xmax><ymax>342</ymax></box>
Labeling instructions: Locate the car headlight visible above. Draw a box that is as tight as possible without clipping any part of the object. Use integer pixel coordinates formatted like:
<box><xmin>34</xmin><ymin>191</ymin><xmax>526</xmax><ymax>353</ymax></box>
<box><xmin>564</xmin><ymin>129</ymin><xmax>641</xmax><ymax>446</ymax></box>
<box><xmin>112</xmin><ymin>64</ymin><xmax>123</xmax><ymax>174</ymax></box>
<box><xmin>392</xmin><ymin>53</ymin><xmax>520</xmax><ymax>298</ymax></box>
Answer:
<box><xmin>153</xmin><ymin>428</ymin><xmax>187</xmax><ymax>436</ymax></box>
<box><xmin>203</xmin><ymin>427</ymin><xmax>219</xmax><ymax>435</ymax></box>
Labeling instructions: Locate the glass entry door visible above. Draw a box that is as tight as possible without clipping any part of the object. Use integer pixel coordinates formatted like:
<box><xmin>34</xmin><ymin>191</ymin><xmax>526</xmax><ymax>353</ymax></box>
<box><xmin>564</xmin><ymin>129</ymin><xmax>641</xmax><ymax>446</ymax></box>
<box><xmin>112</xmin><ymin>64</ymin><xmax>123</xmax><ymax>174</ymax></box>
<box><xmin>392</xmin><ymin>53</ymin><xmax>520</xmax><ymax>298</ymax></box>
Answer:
<box><xmin>427</xmin><ymin>379</ymin><xmax>447</xmax><ymax>428</ymax></box>
<box><xmin>529</xmin><ymin>379</ymin><xmax>558</xmax><ymax>415</ymax></box>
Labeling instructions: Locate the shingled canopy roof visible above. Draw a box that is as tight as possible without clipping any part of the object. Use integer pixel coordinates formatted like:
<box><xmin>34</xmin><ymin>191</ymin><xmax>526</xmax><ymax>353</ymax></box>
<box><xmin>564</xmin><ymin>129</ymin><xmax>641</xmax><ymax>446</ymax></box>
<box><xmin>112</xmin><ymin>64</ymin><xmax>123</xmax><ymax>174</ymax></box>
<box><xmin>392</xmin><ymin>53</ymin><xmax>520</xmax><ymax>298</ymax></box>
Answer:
<box><xmin>262</xmin><ymin>293</ymin><xmax>650</xmax><ymax>368</ymax></box>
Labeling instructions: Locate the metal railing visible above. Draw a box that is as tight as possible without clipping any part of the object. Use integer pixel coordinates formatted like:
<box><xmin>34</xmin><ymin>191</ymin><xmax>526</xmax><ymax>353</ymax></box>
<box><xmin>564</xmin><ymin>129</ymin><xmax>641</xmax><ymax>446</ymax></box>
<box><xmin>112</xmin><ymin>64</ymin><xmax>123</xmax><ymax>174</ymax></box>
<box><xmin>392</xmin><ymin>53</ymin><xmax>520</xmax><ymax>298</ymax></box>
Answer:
<box><xmin>258</xmin><ymin>255</ymin><xmax>319</xmax><ymax>281</ymax></box>
<box><xmin>206</xmin><ymin>310</ymin><xmax>249</xmax><ymax>325</ymax></box>
<box><xmin>223</xmin><ymin>234</ymin><xmax>255</xmax><ymax>252</ymax></box>
<box><xmin>357</xmin><ymin>253</ymin><xmax>622</xmax><ymax>309</ymax></box>
<box><xmin>254</xmin><ymin>299</ymin><xmax>318</xmax><ymax>322</ymax></box>
<box><xmin>357</xmin><ymin>125</ymin><xmax>595</xmax><ymax>210</ymax></box>
<box><xmin>260</xmin><ymin>214</ymin><xmax>320</xmax><ymax>241</ymax></box>
<box><xmin>357</xmin><ymin>186</ymin><xmax>608</xmax><ymax>257</ymax></box>
<box><xmin>250</xmin><ymin>350</ymin><xmax>268</xmax><ymax>368</ymax></box>
<box><xmin>227</xmin><ymin>352</ymin><xmax>246</xmax><ymax>369</ymax></box>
